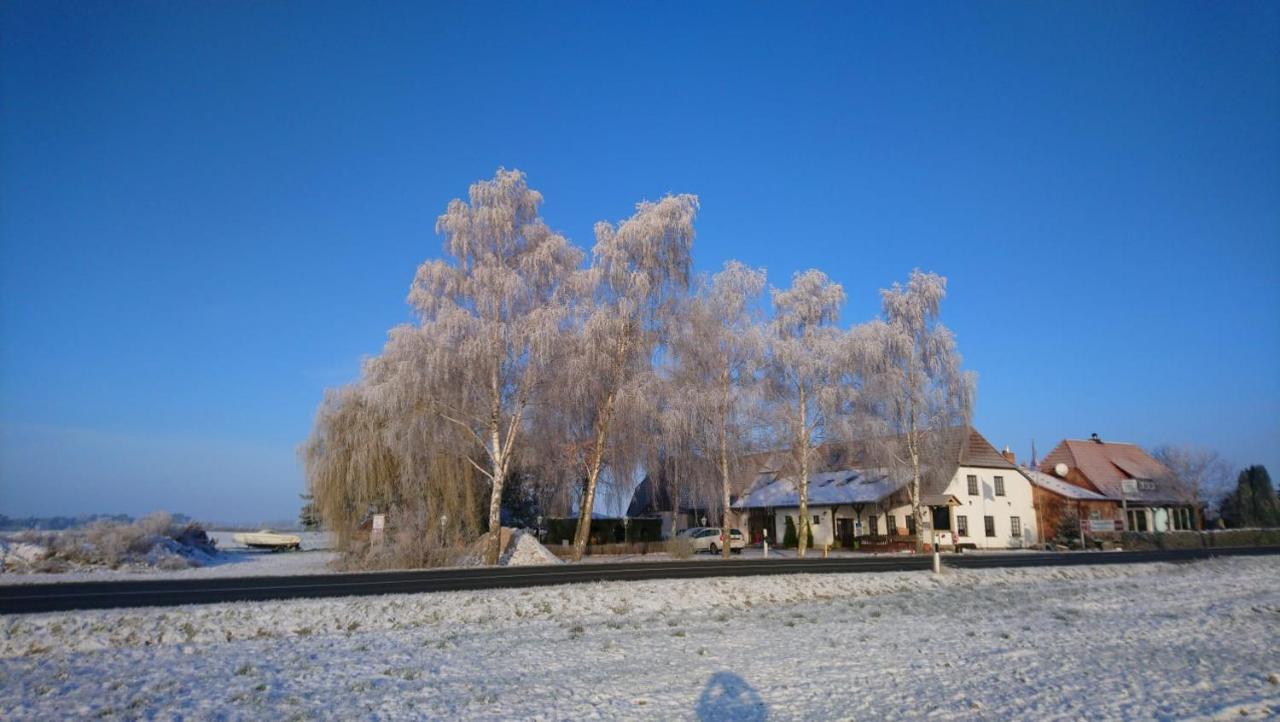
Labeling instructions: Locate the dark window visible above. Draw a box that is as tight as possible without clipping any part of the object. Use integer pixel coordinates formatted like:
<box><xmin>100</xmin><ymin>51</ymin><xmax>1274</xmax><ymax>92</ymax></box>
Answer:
<box><xmin>869</xmin><ymin>516</ymin><xmax>879</xmax><ymax>535</ymax></box>
<box><xmin>984</xmin><ymin>516</ymin><xmax>996</xmax><ymax>537</ymax></box>
<box><xmin>813</xmin><ymin>515</ymin><xmax>820</xmax><ymax>526</ymax></box>
<box><xmin>957</xmin><ymin>515</ymin><xmax>969</xmax><ymax>537</ymax></box>
<box><xmin>886</xmin><ymin>516</ymin><xmax>897</xmax><ymax>536</ymax></box>
<box><xmin>967</xmin><ymin>475</ymin><xmax>978</xmax><ymax>496</ymax></box>
<box><xmin>906</xmin><ymin>515</ymin><xmax>916</xmax><ymax>535</ymax></box>
<box><xmin>1010</xmin><ymin>516</ymin><xmax>1021</xmax><ymax>538</ymax></box>
<box><xmin>994</xmin><ymin>476</ymin><xmax>1006</xmax><ymax>497</ymax></box>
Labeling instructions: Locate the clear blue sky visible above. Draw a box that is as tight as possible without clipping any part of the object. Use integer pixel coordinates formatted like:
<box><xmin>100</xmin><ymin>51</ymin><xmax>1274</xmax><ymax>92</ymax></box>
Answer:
<box><xmin>2</xmin><ymin>2</ymin><xmax>1277</xmax><ymax>523</ymax></box>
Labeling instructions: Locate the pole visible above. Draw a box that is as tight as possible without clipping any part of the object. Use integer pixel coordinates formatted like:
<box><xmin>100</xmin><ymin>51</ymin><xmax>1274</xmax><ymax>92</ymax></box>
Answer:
<box><xmin>1078</xmin><ymin>501</ymin><xmax>1086</xmax><ymax>551</ymax></box>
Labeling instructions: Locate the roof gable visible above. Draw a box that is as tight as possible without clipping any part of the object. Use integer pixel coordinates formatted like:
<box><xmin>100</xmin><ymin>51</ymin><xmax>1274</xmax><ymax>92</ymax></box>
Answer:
<box><xmin>957</xmin><ymin>427</ymin><xmax>1017</xmax><ymax>469</ymax></box>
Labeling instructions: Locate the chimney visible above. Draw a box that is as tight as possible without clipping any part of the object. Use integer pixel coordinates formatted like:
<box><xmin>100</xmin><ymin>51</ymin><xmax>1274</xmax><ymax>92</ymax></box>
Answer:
<box><xmin>1001</xmin><ymin>445</ymin><xmax>1016</xmax><ymax>465</ymax></box>
<box><xmin>1090</xmin><ymin>432</ymin><xmax>1102</xmax><ymax>444</ymax></box>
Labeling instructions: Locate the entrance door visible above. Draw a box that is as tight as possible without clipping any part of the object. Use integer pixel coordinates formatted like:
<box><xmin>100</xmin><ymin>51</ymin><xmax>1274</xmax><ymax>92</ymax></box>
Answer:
<box><xmin>930</xmin><ymin>506</ymin><xmax>952</xmax><ymax>531</ymax></box>
<box><xmin>837</xmin><ymin>518</ymin><xmax>853</xmax><ymax>548</ymax></box>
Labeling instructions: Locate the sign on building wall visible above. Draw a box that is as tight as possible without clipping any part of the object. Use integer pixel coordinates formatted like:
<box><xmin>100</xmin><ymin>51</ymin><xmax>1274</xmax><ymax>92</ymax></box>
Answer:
<box><xmin>1088</xmin><ymin>519</ymin><xmax>1122</xmax><ymax>533</ymax></box>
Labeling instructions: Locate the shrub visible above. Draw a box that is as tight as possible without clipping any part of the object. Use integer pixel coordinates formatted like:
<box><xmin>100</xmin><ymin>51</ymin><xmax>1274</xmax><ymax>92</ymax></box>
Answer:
<box><xmin>667</xmin><ymin>536</ymin><xmax>695</xmax><ymax>560</ymax></box>
<box><xmin>337</xmin><ymin>503</ymin><xmax>474</xmax><ymax>571</ymax></box>
<box><xmin>4</xmin><ymin>513</ymin><xmax>217</xmax><ymax>572</ymax></box>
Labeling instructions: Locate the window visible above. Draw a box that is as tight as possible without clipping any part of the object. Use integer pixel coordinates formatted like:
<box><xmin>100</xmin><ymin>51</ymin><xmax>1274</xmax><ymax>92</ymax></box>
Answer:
<box><xmin>886</xmin><ymin>515</ymin><xmax>897</xmax><ymax>536</ymax></box>
<box><xmin>967</xmin><ymin>475</ymin><xmax>978</xmax><ymax>496</ymax></box>
<box><xmin>956</xmin><ymin>515</ymin><xmax>969</xmax><ymax>537</ymax></box>
<box><xmin>906</xmin><ymin>515</ymin><xmax>916</xmax><ymax>535</ymax></box>
<box><xmin>984</xmin><ymin>516</ymin><xmax>996</xmax><ymax>537</ymax></box>
<box><xmin>1138</xmin><ymin>479</ymin><xmax>1157</xmax><ymax>492</ymax></box>
<box><xmin>1090</xmin><ymin>509</ymin><xmax>1101</xmax><ymax>521</ymax></box>
<box><xmin>994</xmin><ymin>476</ymin><xmax>1005</xmax><ymax>497</ymax></box>
<box><xmin>813</xmin><ymin>515</ymin><xmax>821</xmax><ymax>526</ymax></box>
<box><xmin>869</xmin><ymin>516</ymin><xmax>879</xmax><ymax>535</ymax></box>
<box><xmin>1127</xmin><ymin>509</ymin><xmax>1148</xmax><ymax>532</ymax></box>
<box><xmin>1010</xmin><ymin>516</ymin><xmax>1021</xmax><ymax>538</ymax></box>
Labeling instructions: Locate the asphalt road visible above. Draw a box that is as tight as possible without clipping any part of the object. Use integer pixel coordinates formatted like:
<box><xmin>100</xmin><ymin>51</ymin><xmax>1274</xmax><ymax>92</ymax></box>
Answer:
<box><xmin>2</xmin><ymin>545</ymin><xmax>1277</xmax><ymax>615</ymax></box>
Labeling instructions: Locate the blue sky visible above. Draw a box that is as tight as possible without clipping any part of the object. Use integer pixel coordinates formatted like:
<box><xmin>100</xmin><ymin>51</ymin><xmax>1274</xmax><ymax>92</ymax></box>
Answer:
<box><xmin>2</xmin><ymin>2</ymin><xmax>1277</xmax><ymax>522</ymax></box>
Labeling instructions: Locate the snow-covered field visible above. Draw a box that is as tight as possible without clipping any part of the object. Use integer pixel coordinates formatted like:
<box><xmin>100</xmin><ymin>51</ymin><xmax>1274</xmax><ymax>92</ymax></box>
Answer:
<box><xmin>0</xmin><ymin>531</ymin><xmax>337</xmax><ymax>586</ymax></box>
<box><xmin>2</xmin><ymin>557</ymin><xmax>1278</xmax><ymax>720</ymax></box>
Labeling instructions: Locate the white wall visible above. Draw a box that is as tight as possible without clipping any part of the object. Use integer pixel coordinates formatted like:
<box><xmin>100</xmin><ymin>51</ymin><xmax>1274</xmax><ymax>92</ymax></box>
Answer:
<box><xmin>941</xmin><ymin>466</ymin><xmax>1039</xmax><ymax>549</ymax></box>
<box><xmin>767</xmin><ymin>466</ymin><xmax>1040</xmax><ymax>550</ymax></box>
<box><xmin>770</xmin><ymin>507</ymin><xmax>837</xmax><ymax>548</ymax></box>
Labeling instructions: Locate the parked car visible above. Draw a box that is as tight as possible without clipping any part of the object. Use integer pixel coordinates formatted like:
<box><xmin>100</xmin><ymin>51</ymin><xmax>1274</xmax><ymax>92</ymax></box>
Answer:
<box><xmin>686</xmin><ymin>527</ymin><xmax>745</xmax><ymax>554</ymax></box>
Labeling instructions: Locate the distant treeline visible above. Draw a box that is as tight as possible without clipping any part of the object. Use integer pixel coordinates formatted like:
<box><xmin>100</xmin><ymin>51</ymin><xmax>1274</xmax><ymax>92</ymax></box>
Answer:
<box><xmin>0</xmin><ymin>513</ymin><xmax>193</xmax><ymax>531</ymax></box>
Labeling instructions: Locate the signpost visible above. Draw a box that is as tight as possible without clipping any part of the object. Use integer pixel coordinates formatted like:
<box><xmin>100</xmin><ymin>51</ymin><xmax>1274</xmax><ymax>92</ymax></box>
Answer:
<box><xmin>1120</xmin><ymin>479</ymin><xmax>1137</xmax><ymax>531</ymax></box>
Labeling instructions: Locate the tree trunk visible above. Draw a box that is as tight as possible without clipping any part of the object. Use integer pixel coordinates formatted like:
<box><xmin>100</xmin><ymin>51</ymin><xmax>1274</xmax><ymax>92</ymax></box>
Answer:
<box><xmin>909</xmin><ymin>433</ymin><xmax>925</xmax><ymax>554</ymax></box>
<box><xmin>484</xmin><ymin>466</ymin><xmax>505</xmax><ymax>565</ymax></box>
<box><xmin>720</xmin><ymin>368</ymin><xmax>733</xmax><ymax>560</ymax></box>
<box><xmin>484</xmin><ymin>364</ymin><xmax>506</xmax><ymax>566</ymax></box>
<box><xmin>571</xmin><ymin>391</ymin><xmax>616</xmax><ymax>561</ymax></box>
<box><xmin>720</xmin><ymin>419</ymin><xmax>732</xmax><ymax>560</ymax></box>
<box><xmin>796</xmin><ymin>388</ymin><xmax>810</xmax><ymax>558</ymax></box>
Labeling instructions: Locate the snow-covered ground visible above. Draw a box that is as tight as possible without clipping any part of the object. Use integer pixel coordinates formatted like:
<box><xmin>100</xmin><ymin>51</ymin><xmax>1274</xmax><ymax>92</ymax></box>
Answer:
<box><xmin>3</xmin><ymin>557</ymin><xmax>1277</xmax><ymax>720</ymax></box>
<box><xmin>0</xmin><ymin>531</ymin><xmax>337</xmax><ymax>586</ymax></box>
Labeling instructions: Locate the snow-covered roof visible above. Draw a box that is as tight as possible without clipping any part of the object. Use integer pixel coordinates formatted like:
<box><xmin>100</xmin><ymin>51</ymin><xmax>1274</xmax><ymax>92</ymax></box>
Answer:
<box><xmin>733</xmin><ymin>469</ymin><xmax>906</xmax><ymax>509</ymax></box>
<box><xmin>1020</xmin><ymin>467</ymin><xmax>1110</xmax><ymax>501</ymax></box>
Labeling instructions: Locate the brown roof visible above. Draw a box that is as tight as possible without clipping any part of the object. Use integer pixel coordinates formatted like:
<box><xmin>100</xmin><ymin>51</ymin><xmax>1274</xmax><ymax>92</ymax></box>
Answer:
<box><xmin>955</xmin><ymin>426</ymin><xmax>1018</xmax><ymax>470</ymax></box>
<box><xmin>1039</xmin><ymin>438</ymin><xmax>1194</xmax><ymax>504</ymax></box>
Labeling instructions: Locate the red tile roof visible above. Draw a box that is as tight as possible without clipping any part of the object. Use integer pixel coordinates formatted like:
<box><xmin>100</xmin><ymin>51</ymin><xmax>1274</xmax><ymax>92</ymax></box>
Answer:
<box><xmin>1039</xmin><ymin>438</ymin><xmax>1194</xmax><ymax>504</ymax></box>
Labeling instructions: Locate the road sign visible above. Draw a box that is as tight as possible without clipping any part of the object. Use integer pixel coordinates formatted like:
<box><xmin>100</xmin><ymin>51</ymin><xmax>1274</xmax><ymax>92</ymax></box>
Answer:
<box><xmin>1121</xmin><ymin>479</ymin><xmax>1138</xmax><ymax>496</ymax></box>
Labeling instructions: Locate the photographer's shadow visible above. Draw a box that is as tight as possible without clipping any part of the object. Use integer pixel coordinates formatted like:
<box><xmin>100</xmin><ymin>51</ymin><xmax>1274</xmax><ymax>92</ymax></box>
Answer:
<box><xmin>695</xmin><ymin>671</ymin><xmax>767</xmax><ymax>721</ymax></box>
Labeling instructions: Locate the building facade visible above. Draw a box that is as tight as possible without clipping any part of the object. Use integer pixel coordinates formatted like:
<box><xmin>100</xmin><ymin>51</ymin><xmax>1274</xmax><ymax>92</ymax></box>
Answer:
<box><xmin>1038</xmin><ymin>435</ymin><xmax>1199</xmax><ymax>532</ymax></box>
<box><xmin>734</xmin><ymin>427</ymin><xmax>1040</xmax><ymax>550</ymax></box>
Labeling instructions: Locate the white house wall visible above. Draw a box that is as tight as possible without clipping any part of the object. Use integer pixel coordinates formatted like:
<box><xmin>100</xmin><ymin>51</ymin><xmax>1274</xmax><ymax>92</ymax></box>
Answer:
<box><xmin>765</xmin><ymin>466</ymin><xmax>1039</xmax><ymax>550</ymax></box>
<box><xmin>942</xmin><ymin>465</ymin><xmax>1039</xmax><ymax>549</ymax></box>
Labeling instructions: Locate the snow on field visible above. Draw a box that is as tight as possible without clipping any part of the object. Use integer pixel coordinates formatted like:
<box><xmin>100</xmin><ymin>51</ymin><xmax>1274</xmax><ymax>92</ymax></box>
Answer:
<box><xmin>0</xmin><ymin>531</ymin><xmax>337</xmax><ymax>586</ymax></box>
<box><xmin>2</xmin><ymin>557</ymin><xmax>1278</xmax><ymax>720</ymax></box>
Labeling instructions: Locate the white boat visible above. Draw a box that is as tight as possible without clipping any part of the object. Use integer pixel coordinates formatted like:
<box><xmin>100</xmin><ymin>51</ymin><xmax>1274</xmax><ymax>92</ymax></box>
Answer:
<box><xmin>233</xmin><ymin>530</ymin><xmax>302</xmax><ymax>550</ymax></box>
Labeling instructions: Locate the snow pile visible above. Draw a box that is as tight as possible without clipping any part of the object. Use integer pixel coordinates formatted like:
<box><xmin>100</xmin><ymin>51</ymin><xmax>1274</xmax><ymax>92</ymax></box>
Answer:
<box><xmin>498</xmin><ymin>529</ymin><xmax>562</xmax><ymax>566</ymax></box>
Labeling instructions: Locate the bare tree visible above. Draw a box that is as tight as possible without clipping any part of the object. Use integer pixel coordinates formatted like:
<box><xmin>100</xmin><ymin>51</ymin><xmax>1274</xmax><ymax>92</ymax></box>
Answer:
<box><xmin>669</xmin><ymin>261</ymin><xmax>767</xmax><ymax>558</ymax></box>
<box><xmin>863</xmin><ymin>270</ymin><xmax>974</xmax><ymax>553</ymax></box>
<box><xmin>763</xmin><ymin>269</ymin><xmax>850</xmax><ymax>557</ymax></box>
<box><xmin>1151</xmin><ymin>444</ymin><xmax>1235</xmax><ymax>526</ymax></box>
<box><xmin>406</xmin><ymin>169</ymin><xmax>582</xmax><ymax>564</ymax></box>
<box><xmin>561</xmin><ymin>194</ymin><xmax>699</xmax><ymax>560</ymax></box>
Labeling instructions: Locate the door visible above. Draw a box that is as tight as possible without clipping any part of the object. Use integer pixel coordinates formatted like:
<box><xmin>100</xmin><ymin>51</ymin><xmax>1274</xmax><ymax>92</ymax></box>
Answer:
<box><xmin>837</xmin><ymin>518</ymin><xmax>853</xmax><ymax>548</ymax></box>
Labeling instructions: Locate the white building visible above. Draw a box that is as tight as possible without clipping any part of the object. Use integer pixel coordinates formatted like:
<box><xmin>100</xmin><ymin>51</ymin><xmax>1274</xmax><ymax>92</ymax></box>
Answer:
<box><xmin>733</xmin><ymin>427</ymin><xmax>1039</xmax><ymax>550</ymax></box>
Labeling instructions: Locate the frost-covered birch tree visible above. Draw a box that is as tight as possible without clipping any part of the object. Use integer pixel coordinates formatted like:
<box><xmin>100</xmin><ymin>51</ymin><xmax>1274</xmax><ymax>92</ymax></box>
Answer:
<box><xmin>561</xmin><ymin>194</ymin><xmax>698</xmax><ymax>561</ymax></box>
<box><xmin>670</xmin><ymin>261</ymin><xmax>767</xmax><ymax>558</ymax></box>
<box><xmin>864</xmin><ymin>270</ymin><xmax>974</xmax><ymax>553</ymax></box>
<box><xmin>406</xmin><ymin>169</ymin><xmax>581</xmax><ymax>565</ymax></box>
<box><xmin>764</xmin><ymin>270</ymin><xmax>849</xmax><ymax>558</ymax></box>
